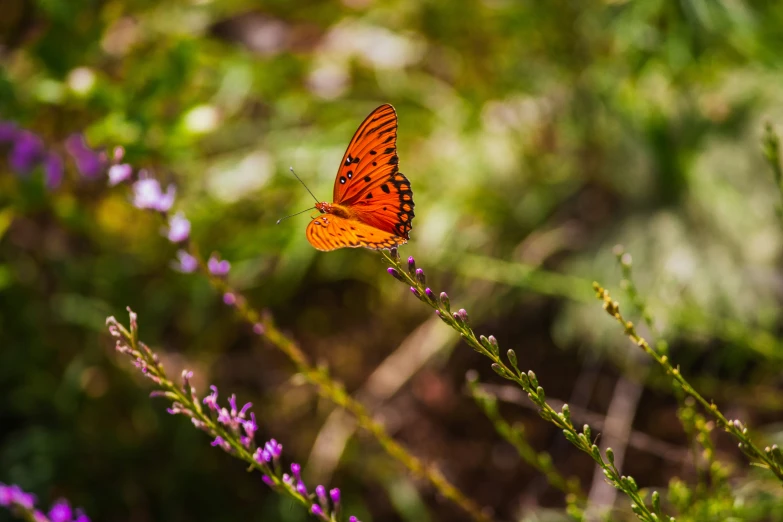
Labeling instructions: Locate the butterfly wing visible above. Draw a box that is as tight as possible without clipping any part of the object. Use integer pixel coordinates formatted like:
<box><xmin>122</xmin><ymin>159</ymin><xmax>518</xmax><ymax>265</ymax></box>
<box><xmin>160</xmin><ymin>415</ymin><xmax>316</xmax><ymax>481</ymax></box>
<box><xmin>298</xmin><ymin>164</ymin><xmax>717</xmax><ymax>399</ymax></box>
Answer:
<box><xmin>306</xmin><ymin>214</ymin><xmax>406</xmax><ymax>252</ymax></box>
<box><xmin>332</xmin><ymin>104</ymin><xmax>414</xmax><ymax>239</ymax></box>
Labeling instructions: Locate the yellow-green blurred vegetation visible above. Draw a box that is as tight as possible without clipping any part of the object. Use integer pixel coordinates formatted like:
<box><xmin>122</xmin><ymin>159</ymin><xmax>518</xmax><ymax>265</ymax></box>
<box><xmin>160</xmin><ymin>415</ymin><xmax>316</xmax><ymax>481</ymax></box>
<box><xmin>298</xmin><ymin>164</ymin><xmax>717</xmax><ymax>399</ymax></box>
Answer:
<box><xmin>1</xmin><ymin>0</ymin><xmax>783</xmax><ymax>520</ymax></box>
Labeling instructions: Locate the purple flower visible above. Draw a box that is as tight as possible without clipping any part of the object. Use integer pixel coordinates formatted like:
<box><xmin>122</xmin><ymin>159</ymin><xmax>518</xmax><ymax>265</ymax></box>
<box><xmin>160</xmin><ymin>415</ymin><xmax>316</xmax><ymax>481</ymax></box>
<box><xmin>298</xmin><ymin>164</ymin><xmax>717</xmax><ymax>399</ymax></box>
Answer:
<box><xmin>0</xmin><ymin>484</ymin><xmax>12</xmax><ymax>506</ymax></box>
<box><xmin>9</xmin><ymin>131</ymin><xmax>44</xmax><ymax>173</ymax></box>
<box><xmin>252</xmin><ymin>323</ymin><xmax>264</xmax><ymax>335</ymax></box>
<box><xmin>65</xmin><ymin>134</ymin><xmax>105</xmax><ymax>178</ymax></box>
<box><xmin>210</xmin><ymin>436</ymin><xmax>230</xmax><ymax>451</ymax></box>
<box><xmin>108</xmin><ymin>163</ymin><xmax>132</xmax><ymax>186</ymax></box>
<box><xmin>174</xmin><ymin>250</ymin><xmax>198</xmax><ymax>273</ymax></box>
<box><xmin>330</xmin><ymin>488</ymin><xmax>340</xmax><ymax>505</ymax></box>
<box><xmin>311</xmin><ymin>504</ymin><xmax>324</xmax><ymax>516</ymax></box>
<box><xmin>208</xmin><ymin>255</ymin><xmax>230</xmax><ymax>276</ymax></box>
<box><xmin>74</xmin><ymin>509</ymin><xmax>90</xmax><ymax>522</ymax></box>
<box><xmin>262</xmin><ymin>475</ymin><xmax>275</xmax><ymax>487</ymax></box>
<box><xmin>203</xmin><ymin>385</ymin><xmax>219</xmax><ymax>410</ymax></box>
<box><xmin>132</xmin><ymin>178</ymin><xmax>176</xmax><ymax>212</ymax></box>
<box><xmin>10</xmin><ymin>485</ymin><xmax>35</xmax><ymax>509</ymax></box>
<box><xmin>33</xmin><ymin>510</ymin><xmax>48</xmax><ymax>522</ymax></box>
<box><xmin>44</xmin><ymin>153</ymin><xmax>64</xmax><ymax>189</ymax></box>
<box><xmin>49</xmin><ymin>498</ymin><xmax>72</xmax><ymax>522</ymax></box>
<box><xmin>264</xmin><ymin>439</ymin><xmax>282</xmax><ymax>459</ymax></box>
<box><xmin>222</xmin><ymin>292</ymin><xmax>236</xmax><ymax>306</ymax></box>
<box><xmin>166</xmin><ymin>212</ymin><xmax>190</xmax><ymax>242</ymax></box>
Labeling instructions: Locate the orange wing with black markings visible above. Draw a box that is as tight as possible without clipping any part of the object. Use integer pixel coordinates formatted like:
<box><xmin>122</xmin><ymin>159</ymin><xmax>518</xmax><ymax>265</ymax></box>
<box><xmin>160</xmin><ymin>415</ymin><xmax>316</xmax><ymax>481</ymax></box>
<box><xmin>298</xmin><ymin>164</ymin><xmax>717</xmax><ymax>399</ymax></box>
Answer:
<box><xmin>306</xmin><ymin>214</ymin><xmax>406</xmax><ymax>251</ymax></box>
<box><xmin>304</xmin><ymin>104</ymin><xmax>415</xmax><ymax>251</ymax></box>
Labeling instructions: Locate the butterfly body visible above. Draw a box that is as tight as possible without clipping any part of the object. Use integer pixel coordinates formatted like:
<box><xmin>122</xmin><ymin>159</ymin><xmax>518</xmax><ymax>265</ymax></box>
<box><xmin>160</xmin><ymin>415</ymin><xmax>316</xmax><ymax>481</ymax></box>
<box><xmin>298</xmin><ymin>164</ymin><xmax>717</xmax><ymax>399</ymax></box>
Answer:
<box><xmin>305</xmin><ymin>104</ymin><xmax>414</xmax><ymax>252</ymax></box>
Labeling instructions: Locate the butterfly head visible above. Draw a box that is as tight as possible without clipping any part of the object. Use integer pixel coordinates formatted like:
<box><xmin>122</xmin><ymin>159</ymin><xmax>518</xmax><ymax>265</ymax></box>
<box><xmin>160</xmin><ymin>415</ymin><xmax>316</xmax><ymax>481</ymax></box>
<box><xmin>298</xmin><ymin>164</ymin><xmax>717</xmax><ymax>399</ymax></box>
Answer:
<box><xmin>315</xmin><ymin>202</ymin><xmax>331</xmax><ymax>214</ymax></box>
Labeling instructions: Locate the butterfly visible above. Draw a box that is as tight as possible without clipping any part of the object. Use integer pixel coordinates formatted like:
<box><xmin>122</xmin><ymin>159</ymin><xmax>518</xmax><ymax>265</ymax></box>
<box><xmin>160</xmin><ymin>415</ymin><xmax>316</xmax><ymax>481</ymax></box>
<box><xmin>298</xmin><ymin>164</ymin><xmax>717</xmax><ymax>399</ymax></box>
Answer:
<box><xmin>305</xmin><ymin>104</ymin><xmax>414</xmax><ymax>251</ymax></box>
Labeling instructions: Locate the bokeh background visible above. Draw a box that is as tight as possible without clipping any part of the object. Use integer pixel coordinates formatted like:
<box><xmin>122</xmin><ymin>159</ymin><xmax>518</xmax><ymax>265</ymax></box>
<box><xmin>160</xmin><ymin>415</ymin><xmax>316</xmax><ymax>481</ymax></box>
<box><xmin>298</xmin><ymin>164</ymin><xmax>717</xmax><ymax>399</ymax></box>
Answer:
<box><xmin>2</xmin><ymin>0</ymin><xmax>783</xmax><ymax>520</ymax></box>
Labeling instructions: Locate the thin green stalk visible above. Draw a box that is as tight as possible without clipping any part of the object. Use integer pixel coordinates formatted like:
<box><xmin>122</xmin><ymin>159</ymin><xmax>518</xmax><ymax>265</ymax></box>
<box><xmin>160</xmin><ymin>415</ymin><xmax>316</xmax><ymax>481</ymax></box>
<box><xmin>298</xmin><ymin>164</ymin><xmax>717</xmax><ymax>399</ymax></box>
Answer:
<box><xmin>381</xmin><ymin>250</ymin><xmax>672</xmax><ymax>522</ymax></box>
<box><xmin>467</xmin><ymin>373</ymin><xmax>586</xmax><ymax>505</ymax></box>
<box><xmin>593</xmin><ymin>282</ymin><xmax>783</xmax><ymax>483</ymax></box>
<box><xmin>186</xmin><ymin>245</ymin><xmax>491</xmax><ymax>522</ymax></box>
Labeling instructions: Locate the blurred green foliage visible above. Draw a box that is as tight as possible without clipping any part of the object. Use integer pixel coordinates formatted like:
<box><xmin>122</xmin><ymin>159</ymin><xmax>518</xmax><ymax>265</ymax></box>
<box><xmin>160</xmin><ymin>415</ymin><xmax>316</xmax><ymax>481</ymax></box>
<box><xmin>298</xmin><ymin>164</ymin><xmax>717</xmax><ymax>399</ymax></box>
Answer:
<box><xmin>2</xmin><ymin>0</ymin><xmax>783</xmax><ymax>520</ymax></box>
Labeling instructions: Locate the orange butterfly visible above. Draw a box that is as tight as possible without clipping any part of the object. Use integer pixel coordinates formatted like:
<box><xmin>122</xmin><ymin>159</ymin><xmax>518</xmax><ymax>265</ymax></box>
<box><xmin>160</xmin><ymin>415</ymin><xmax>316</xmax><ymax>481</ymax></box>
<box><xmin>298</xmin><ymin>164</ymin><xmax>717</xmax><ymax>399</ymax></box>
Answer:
<box><xmin>305</xmin><ymin>104</ymin><xmax>414</xmax><ymax>251</ymax></box>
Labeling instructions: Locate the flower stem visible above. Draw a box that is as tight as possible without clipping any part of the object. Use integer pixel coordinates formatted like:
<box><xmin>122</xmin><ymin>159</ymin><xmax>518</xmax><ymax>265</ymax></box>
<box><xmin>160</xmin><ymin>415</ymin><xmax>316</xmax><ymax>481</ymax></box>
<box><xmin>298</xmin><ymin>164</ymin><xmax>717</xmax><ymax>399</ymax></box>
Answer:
<box><xmin>593</xmin><ymin>282</ymin><xmax>783</xmax><ymax>484</ymax></box>
<box><xmin>185</xmin><ymin>246</ymin><xmax>492</xmax><ymax>522</ymax></box>
<box><xmin>380</xmin><ymin>250</ymin><xmax>670</xmax><ymax>522</ymax></box>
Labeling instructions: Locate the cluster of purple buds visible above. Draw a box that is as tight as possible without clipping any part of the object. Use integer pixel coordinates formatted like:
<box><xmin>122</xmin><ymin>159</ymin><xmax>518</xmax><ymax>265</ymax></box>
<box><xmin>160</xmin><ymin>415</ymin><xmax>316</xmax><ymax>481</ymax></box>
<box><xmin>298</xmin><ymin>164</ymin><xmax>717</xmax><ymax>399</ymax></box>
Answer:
<box><xmin>0</xmin><ymin>483</ymin><xmax>89</xmax><ymax>522</ymax></box>
<box><xmin>201</xmin><ymin>385</ymin><xmax>258</xmax><ymax>450</ymax></box>
<box><xmin>385</xmin><ymin>256</ymin><xmax>451</xmax><ymax>315</ymax></box>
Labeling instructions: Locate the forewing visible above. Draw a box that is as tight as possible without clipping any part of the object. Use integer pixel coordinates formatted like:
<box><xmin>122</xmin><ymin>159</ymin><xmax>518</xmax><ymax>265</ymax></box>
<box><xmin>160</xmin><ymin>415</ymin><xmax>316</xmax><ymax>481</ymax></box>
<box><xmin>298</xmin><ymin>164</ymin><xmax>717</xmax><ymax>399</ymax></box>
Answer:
<box><xmin>333</xmin><ymin>104</ymin><xmax>400</xmax><ymax>205</ymax></box>
<box><xmin>306</xmin><ymin>214</ymin><xmax>407</xmax><ymax>252</ymax></box>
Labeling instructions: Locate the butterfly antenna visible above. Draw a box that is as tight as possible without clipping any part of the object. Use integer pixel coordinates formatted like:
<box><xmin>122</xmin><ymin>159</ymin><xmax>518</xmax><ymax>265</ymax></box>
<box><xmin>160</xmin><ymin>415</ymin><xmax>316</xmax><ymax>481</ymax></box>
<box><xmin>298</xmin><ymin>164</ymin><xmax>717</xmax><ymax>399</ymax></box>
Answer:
<box><xmin>288</xmin><ymin>166</ymin><xmax>319</xmax><ymax>204</ymax></box>
<box><xmin>276</xmin><ymin>207</ymin><xmax>314</xmax><ymax>225</ymax></box>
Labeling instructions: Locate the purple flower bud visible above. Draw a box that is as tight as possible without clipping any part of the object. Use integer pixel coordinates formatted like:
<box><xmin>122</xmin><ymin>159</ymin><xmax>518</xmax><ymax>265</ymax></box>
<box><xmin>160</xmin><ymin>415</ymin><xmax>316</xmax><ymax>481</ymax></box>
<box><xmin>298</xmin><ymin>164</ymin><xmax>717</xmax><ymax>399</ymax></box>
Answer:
<box><xmin>113</xmin><ymin>146</ymin><xmax>125</xmax><ymax>162</ymax></box>
<box><xmin>253</xmin><ymin>322</ymin><xmax>264</xmax><ymax>335</ymax></box>
<box><xmin>311</xmin><ymin>504</ymin><xmax>324</xmax><ymax>516</ymax></box>
<box><xmin>407</xmin><ymin>256</ymin><xmax>416</xmax><ymax>274</ymax></box>
<box><xmin>108</xmin><ymin>163</ymin><xmax>132</xmax><ymax>186</ymax></box>
<box><xmin>33</xmin><ymin>510</ymin><xmax>47</xmax><ymax>522</ymax></box>
<box><xmin>132</xmin><ymin>178</ymin><xmax>176</xmax><ymax>211</ymax></box>
<box><xmin>210</xmin><ymin>435</ymin><xmax>225</xmax><ymax>447</ymax></box>
<box><xmin>291</xmin><ymin>462</ymin><xmax>302</xmax><ymax>479</ymax></box>
<box><xmin>488</xmin><ymin>335</ymin><xmax>498</xmax><ymax>350</ymax></box>
<box><xmin>386</xmin><ymin>267</ymin><xmax>403</xmax><ymax>281</ymax></box>
<box><xmin>457</xmin><ymin>308</ymin><xmax>469</xmax><ymax>324</ymax></box>
<box><xmin>10</xmin><ymin>131</ymin><xmax>44</xmax><ymax>173</ymax></box>
<box><xmin>49</xmin><ymin>498</ymin><xmax>73</xmax><ymax>522</ymax></box>
<box><xmin>425</xmin><ymin>288</ymin><xmax>434</xmax><ymax>300</ymax></box>
<box><xmin>415</xmin><ymin>268</ymin><xmax>425</xmax><ymax>285</ymax></box>
<box><xmin>439</xmin><ymin>292</ymin><xmax>450</xmax><ymax>310</ymax></box>
<box><xmin>296</xmin><ymin>481</ymin><xmax>307</xmax><ymax>496</ymax></box>
<box><xmin>330</xmin><ymin>488</ymin><xmax>340</xmax><ymax>504</ymax></box>
<box><xmin>316</xmin><ymin>485</ymin><xmax>327</xmax><ymax>504</ymax></box>
<box><xmin>74</xmin><ymin>509</ymin><xmax>90</xmax><ymax>522</ymax></box>
<box><xmin>44</xmin><ymin>153</ymin><xmax>64</xmax><ymax>189</ymax></box>
<box><xmin>174</xmin><ymin>250</ymin><xmax>198</xmax><ymax>273</ymax></box>
<box><xmin>166</xmin><ymin>212</ymin><xmax>190</xmax><ymax>242</ymax></box>
<box><xmin>410</xmin><ymin>286</ymin><xmax>421</xmax><ymax>298</ymax></box>
<box><xmin>349</xmin><ymin>517</ymin><xmax>360</xmax><ymax>522</ymax></box>
<box><xmin>208</xmin><ymin>255</ymin><xmax>231</xmax><ymax>276</ymax></box>
<box><xmin>389</xmin><ymin>247</ymin><xmax>399</xmax><ymax>260</ymax></box>
<box><xmin>262</xmin><ymin>475</ymin><xmax>275</xmax><ymax>487</ymax></box>
<box><xmin>223</xmin><ymin>292</ymin><xmax>236</xmax><ymax>306</ymax></box>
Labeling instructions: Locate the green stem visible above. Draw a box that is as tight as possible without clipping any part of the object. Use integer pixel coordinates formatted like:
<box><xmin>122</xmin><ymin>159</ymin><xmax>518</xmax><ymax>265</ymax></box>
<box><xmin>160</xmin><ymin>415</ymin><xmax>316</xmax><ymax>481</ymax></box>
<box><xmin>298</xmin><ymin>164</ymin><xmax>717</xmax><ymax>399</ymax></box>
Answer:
<box><xmin>594</xmin><ymin>282</ymin><xmax>783</xmax><ymax>484</ymax></box>
<box><xmin>381</xmin><ymin>250</ymin><xmax>670</xmax><ymax>522</ymax></box>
